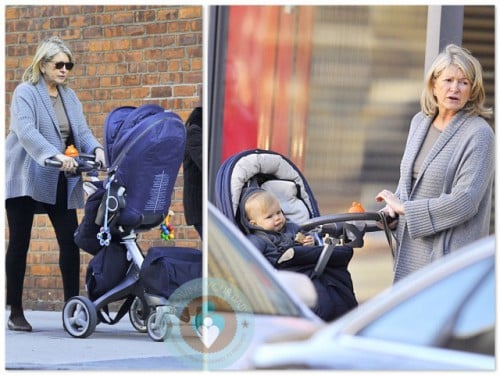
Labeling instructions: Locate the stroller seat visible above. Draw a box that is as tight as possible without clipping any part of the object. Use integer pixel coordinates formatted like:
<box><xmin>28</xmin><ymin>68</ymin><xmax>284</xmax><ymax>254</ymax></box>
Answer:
<box><xmin>215</xmin><ymin>149</ymin><xmax>384</xmax><ymax>321</ymax></box>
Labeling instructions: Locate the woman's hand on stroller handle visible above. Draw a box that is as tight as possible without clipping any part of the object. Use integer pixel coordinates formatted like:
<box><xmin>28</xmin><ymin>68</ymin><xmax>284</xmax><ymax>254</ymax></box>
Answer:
<box><xmin>46</xmin><ymin>153</ymin><xmax>78</xmax><ymax>173</ymax></box>
<box><xmin>298</xmin><ymin>211</ymin><xmax>396</xmax><ymax>249</ymax></box>
<box><xmin>376</xmin><ymin>208</ymin><xmax>398</xmax><ymax>231</ymax></box>
<box><xmin>45</xmin><ymin>153</ymin><xmax>104</xmax><ymax>174</ymax></box>
<box><xmin>93</xmin><ymin>147</ymin><xmax>107</xmax><ymax>169</ymax></box>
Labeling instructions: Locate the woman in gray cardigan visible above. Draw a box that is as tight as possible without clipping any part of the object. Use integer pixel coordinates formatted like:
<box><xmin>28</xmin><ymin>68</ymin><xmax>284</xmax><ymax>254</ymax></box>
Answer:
<box><xmin>376</xmin><ymin>44</ymin><xmax>494</xmax><ymax>283</ymax></box>
<box><xmin>5</xmin><ymin>36</ymin><xmax>106</xmax><ymax>331</ymax></box>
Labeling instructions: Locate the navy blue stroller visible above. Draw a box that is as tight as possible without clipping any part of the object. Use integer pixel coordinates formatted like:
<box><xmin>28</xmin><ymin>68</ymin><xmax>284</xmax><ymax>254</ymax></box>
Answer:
<box><xmin>215</xmin><ymin>149</ymin><xmax>389</xmax><ymax>321</ymax></box>
<box><xmin>60</xmin><ymin>104</ymin><xmax>202</xmax><ymax>340</ymax></box>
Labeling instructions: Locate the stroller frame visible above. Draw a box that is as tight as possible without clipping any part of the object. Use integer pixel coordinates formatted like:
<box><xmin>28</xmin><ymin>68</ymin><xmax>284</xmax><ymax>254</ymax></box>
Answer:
<box><xmin>60</xmin><ymin>104</ymin><xmax>195</xmax><ymax>340</ymax></box>
<box><xmin>62</xmin><ymin>229</ymin><xmax>175</xmax><ymax>339</ymax></box>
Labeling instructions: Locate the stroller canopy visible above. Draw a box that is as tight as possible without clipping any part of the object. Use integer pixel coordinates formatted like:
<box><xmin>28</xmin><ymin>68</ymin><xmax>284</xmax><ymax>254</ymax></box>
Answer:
<box><xmin>215</xmin><ymin>149</ymin><xmax>320</xmax><ymax>231</ymax></box>
<box><xmin>102</xmin><ymin>104</ymin><xmax>186</xmax><ymax>231</ymax></box>
<box><xmin>104</xmin><ymin>104</ymin><xmax>166</xmax><ymax>167</ymax></box>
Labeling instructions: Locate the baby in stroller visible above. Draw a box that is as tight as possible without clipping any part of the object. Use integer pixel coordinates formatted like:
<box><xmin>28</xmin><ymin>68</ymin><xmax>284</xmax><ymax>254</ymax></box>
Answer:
<box><xmin>216</xmin><ymin>149</ymin><xmax>387</xmax><ymax>322</ymax></box>
<box><xmin>240</xmin><ymin>188</ymin><xmax>357</xmax><ymax>321</ymax></box>
<box><xmin>60</xmin><ymin>104</ymin><xmax>202</xmax><ymax>341</ymax></box>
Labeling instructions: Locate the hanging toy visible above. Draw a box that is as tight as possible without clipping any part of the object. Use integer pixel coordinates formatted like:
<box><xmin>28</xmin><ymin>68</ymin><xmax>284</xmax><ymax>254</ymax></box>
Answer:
<box><xmin>64</xmin><ymin>144</ymin><xmax>79</xmax><ymax>157</ymax></box>
<box><xmin>160</xmin><ymin>210</ymin><xmax>175</xmax><ymax>241</ymax></box>
<box><xmin>348</xmin><ymin>201</ymin><xmax>365</xmax><ymax>213</ymax></box>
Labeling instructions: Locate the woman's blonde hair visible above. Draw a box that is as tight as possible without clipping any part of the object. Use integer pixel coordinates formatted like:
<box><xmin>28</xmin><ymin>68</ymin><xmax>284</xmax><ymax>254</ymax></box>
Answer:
<box><xmin>22</xmin><ymin>36</ymin><xmax>73</xmax><ymax>86</ymax></box>
<box><xmin>420</xmin><ymin>44</ymin><xmax>492</xmax><ymax>119</ymax></box>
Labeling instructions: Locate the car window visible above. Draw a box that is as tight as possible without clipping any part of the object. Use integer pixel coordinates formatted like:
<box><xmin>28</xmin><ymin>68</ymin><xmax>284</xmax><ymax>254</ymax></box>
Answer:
<box><xmin>208</xmin><ymin>206</ymin><xmax>304</xmax><ymax>317</ymax></box>
<box><xmin>443</xmin><ymin>268</ymin><xmax>494</xmax><ymax>355</ymax></box>
<box><xmin>357</xmin><ymin>256</ymin><xmax>493</xmax><ymax>353</ymax></box>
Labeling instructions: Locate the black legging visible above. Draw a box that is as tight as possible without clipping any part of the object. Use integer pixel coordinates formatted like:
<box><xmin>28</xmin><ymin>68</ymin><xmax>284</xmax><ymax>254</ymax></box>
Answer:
<box><xmin>6</xmin><ymin>174</ymin><xmax>80</xmax><ymax>307</ymax></box>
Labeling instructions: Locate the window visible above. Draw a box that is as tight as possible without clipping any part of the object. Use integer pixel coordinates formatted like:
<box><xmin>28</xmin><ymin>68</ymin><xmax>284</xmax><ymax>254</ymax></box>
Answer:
<box><xmin>357</xmin><ymin>256</ymin><xmax>493</xmax><ymax>356</ymax></box>
<box><xmin>217</xmin><ymin>5</ymin><xmax>428</xmax><ymax>214</ymax></box>
<box><xmin>444</xmin><ymin>269</ymin><xmax>494</xmax><ymax>355</ymax></box>
<box><xmin>208</xmin><ymin>205</ymin><xmax>304</xmax><ymax>316</ymax></box>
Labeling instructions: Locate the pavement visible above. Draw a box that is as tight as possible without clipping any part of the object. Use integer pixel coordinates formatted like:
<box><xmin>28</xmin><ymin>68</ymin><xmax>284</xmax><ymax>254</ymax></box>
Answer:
<box><xmin>3</xmin><ymin>233</ymin><xmax>395</xmax><ymax>372</ymax></box>
<box><xmin>4</xmin><ymin>309</ymin><xmax>202</xmax><ymax>371</ymax></box>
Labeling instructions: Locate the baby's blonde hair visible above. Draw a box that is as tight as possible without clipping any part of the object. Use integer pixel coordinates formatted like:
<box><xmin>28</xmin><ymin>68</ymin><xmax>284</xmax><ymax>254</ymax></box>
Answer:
<box><xmin>244</xmin><ymin>190</ymin><xmax>279</xmax><ymax>221</ymax></box>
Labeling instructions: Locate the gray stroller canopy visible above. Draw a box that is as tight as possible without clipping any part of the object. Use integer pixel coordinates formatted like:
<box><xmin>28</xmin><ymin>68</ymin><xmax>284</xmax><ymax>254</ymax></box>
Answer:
<box><xmin>228</xmin><ymin>152</ymin><xmax>316</xmax><ymax>225</ymax></box>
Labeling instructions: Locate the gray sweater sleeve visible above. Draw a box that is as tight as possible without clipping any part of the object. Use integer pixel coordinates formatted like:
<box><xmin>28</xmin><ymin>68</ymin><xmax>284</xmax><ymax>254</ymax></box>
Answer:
<box><xmin>10</xmin><ymin>83</ymin><xmax>62</xmax><ymax>165</ymax></box>
<box><xmin>405</xmin><ymin>116</ymin><xmax>494</xmax><ymax>239</ymax></box>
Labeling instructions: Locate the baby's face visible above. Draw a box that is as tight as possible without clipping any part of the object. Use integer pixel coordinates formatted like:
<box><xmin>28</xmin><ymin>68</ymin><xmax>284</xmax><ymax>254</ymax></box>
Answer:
<box><xmin>249</xmin><ymin>199</ymin><xmax>285</xmax><ymax>232</ymax></box>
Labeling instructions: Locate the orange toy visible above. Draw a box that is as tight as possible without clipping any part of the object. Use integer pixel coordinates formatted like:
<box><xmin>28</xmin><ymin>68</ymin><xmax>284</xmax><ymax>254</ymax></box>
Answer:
<box><xmin>64</xmin><ymin>144</ymin><xmax>79</xmax><ymax>157</ymax></box>
<box><xmin>348</xmin><ymin>201</ymin><xmax>365</xmax><ymax>213</ymax></box>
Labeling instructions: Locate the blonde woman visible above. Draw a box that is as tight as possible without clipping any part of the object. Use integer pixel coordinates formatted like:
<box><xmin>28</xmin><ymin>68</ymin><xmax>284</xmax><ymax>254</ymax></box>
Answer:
<box><xmin>5</xmin><ymin>36</ymin><xmax>106</xmax><ymax>331</ymax></box>
<box><xmin>376</xmin><ymin>44</ymin><xmax>494</xmax><ymax>282</ymax></box>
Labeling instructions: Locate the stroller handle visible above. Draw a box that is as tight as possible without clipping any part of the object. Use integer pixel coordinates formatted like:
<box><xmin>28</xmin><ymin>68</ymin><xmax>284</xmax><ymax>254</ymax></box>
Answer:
<box><xmin>299</xmin><ymin>212</ymin><xmax>383</xmax><ymax>232</ymax></box>
<box><xmin>300</xmin><ymin>211</ymin><xmax>396</xmax><ymax>257</ymax></box>
<box><xmin>44</xmin><ymin>153</ymin><xmax>103</xmax><ymax>174</ymax></box>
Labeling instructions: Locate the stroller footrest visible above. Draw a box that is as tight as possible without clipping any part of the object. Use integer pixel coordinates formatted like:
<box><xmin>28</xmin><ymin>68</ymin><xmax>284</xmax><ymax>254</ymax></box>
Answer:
<box><xmin>313</xmin><ymin>238</ymin><xmax>339</xmax><ymax>277</ymax></box>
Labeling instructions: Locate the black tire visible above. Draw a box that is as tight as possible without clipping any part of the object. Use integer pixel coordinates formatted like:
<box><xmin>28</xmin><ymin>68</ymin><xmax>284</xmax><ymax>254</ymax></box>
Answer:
<box><xmin>129</xmin><ymin>296</ymin><xmax>148</xmax><ymax>333</ymax></box>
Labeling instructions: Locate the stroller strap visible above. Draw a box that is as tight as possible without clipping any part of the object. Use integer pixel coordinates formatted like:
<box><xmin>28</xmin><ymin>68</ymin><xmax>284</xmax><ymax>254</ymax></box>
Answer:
<box><xmin>97</xmin><ymin>295</ymin><xmax>135</xmax><ymax>325</ymax></box>
<box><xmin>312</xmin><ymin>236</ymin><xmax>340</xmax><ymax>278</ymax></box>
<box><xmin>377</xmin><ymin>211</ymin><xmax>396</xmax><ymax>258</ymax></box>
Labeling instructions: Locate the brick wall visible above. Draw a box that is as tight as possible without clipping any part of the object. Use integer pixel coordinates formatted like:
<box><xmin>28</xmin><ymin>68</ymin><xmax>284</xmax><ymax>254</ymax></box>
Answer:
<box><xmin>5</xmin><ymin>5</ymin><xmax>203</xmax><ymax>310</ymax></box>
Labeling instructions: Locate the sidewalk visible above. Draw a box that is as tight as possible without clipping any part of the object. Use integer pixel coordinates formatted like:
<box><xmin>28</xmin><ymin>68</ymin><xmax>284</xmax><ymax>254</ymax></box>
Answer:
<box><xmin>4</xmin><ymin>309</ymin><xmax>199</xmax><ymax>371</ymax></box>
<box><xmin>3</xmin><ymin>234</ymin><xmax>394</xmax><ymax>371</ymax></box>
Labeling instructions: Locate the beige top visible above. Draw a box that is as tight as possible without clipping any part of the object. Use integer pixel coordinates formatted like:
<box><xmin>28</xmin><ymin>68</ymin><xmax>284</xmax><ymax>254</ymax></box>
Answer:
<box><xmin>412</xmin><ymin>124</ymin><xmax>441</xmax><ymax>188</ymax></box>
<box><xmin>50</xmin><ymin>94</ymin><xmax>71</xmax><ymax>145</ymax></box>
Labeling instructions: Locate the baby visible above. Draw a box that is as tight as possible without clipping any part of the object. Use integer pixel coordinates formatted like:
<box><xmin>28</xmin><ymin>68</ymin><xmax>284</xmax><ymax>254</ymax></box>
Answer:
<box><xmin>241</xmin><ymin>187</ymin><xmax>358</xmax><ymax>321</ymax></box>
<box><xmin>244</xmin><ymin>189</ymin><xmax>314</xmax><ymax>246</ymax></box>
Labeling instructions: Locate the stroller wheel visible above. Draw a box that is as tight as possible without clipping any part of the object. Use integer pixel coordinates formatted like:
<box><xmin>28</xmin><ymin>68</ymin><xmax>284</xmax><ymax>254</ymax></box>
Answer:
<box><xmin>129</xmin><ymin>296</ymin><xmax>148</xmax><ymax>333</ymax></box>
<box><xmin>147</xmin><ymin>311</ymin><xmax>170</xmax><ymax>342</ymax></box>
<box><xmin>62</xmin><ymin>296</ymin><xmax>97</xmax><ymax>338</ymax></box>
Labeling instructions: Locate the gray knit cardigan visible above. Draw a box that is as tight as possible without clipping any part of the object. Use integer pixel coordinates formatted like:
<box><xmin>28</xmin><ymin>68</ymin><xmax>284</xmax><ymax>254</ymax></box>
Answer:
<box><xmin>5</xmin><ymin>79</ymin><xmax>102</xmax><ymax>209</ymax></box>
<box><xmin>393</xmin><ymin>110</ymin><xmax>495</xmax><ymax>282</ymax></box>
